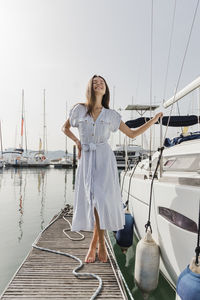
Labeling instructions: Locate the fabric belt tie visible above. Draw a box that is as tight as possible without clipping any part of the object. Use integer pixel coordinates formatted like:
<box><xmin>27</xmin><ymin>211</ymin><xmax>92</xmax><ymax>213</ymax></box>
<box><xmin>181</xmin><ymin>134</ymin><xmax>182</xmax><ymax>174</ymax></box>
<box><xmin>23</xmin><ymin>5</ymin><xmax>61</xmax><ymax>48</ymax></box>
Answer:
<box><xmin>81</xmin><ymin>142</ymin><xmax>106</xmax><ymax>206</ymax></box>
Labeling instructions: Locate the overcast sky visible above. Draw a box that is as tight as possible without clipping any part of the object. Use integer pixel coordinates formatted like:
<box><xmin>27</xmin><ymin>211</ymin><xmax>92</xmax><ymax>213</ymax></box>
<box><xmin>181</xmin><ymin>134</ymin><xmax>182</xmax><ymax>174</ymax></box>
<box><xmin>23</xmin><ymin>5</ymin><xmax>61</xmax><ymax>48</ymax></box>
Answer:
<box><xmin>0</xmin><ymin>0</ymin><xmax>200</xmax><ymax>152</ymax></box>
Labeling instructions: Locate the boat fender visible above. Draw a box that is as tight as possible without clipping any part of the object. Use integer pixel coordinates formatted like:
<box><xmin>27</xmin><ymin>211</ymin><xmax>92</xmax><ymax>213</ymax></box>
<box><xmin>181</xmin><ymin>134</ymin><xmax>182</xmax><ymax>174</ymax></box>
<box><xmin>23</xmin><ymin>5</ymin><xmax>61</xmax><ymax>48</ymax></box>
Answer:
<box><xmin>134</xmin><ymin>230</ymin><xmax>160</xmax><ymax>295</ymax></box>
<box><xmin>176</xmin><ymin>256</ymin><xmax>200</xmax><ymax>300</ymax></box>
<box><xmin>115</xmin><ymin>212</ymin><xmax>134</xmax><ymax>248</ymax></box>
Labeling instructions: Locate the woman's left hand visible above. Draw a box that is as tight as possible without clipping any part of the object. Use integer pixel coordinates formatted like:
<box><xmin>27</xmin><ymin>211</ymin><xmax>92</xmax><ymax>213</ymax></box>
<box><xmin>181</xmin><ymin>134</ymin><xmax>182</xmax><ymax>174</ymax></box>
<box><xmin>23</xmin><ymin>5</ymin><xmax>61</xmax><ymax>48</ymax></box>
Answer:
<box><xmin>153</xmin><ymin>112</ymin><xmax>163</xmax><ymax>123</ymax></box>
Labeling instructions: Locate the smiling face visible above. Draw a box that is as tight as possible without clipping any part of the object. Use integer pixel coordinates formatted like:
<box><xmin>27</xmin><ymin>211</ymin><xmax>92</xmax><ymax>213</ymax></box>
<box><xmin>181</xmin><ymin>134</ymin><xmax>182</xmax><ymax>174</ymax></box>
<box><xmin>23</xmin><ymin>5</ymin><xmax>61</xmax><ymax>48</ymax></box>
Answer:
<box><xmin>92</xmin><ymin>76</ymin><xmax>106</xmax><ymax>96</ymax></box>
<box><xmin>85</xmin><ymin>74</ymin><xmax>110</xmax><ymax>112</ymax></box>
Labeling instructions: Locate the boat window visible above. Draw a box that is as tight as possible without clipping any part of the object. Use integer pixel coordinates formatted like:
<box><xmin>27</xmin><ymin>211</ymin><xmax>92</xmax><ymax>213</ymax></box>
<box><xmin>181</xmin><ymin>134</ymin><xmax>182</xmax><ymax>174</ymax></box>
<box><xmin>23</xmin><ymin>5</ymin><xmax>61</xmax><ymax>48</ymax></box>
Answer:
<box><xmin>163</xmin><ymin>154</ymin><xmax>200</xmax><ymax>172</ymax></box>
<box><xmin>159</xmin><ymin>207</ymin><xmax>197</xmax><ymax>233</ymax></box>
<box><xmin>164</xmin><ymin>158</ymin><xmax>176</xmax><ymax>168</ymax></box>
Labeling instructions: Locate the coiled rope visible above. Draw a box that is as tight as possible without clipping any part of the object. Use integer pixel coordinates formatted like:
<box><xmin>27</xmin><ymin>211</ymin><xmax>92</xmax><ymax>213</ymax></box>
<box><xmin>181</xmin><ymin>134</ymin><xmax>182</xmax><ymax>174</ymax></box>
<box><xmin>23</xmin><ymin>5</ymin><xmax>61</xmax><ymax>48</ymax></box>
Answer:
<box><xmin>32</xmin><ymin>204</ymin><xmax>102</xmax><ymax>300</ymax></box>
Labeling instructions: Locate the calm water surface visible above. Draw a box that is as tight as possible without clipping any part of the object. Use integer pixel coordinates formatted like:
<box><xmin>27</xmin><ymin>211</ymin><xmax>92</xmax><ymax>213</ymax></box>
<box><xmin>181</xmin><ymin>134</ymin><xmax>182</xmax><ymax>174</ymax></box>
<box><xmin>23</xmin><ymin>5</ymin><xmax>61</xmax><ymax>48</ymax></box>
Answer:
<box><xmin>0</xmin><ymin>167</ymin><xmax>75</xmax><ymax>295</ymax></box>
<box><xmin>0</xmin><ymin>167</ymin><xmax>175</xmax><ymax>299</ymax></box>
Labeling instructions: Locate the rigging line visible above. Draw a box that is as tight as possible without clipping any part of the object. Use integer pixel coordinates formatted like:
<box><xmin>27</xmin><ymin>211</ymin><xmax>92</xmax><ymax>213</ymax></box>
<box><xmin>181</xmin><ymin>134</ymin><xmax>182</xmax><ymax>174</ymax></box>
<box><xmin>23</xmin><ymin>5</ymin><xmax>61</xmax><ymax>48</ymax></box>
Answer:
<box><xmin>163</xmin><ymin>0</ymin><xmax>177</xmax><ymax>102</ymax></box>
<box><xmin>125</xmin><ymin>158</ymin><xmax>141</xmax><ymax>208</ymax></box>
<box><xmin>163</xmin><ymin>0</ymin><xmax>200</xmax><ymax>143</ymax></box>
<box><xmin>149</xmin><ymin>0</ymin><xmax>153</xmax><ymax>172</ymax></box>
<box><xmin>176</xmin><ymin>101</ymin><xmax>181</xmax><ymax>117</ymax></box>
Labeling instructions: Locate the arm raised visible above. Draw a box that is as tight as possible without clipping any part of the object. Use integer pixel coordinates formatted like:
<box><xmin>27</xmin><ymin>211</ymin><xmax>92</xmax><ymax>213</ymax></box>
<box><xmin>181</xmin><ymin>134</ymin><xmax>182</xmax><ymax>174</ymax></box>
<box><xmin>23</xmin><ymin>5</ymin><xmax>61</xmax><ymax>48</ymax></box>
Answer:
<box><xmin>119</xmin><ymin>112</ymin><xmax>163</xmax><ymax>139</ymax></box>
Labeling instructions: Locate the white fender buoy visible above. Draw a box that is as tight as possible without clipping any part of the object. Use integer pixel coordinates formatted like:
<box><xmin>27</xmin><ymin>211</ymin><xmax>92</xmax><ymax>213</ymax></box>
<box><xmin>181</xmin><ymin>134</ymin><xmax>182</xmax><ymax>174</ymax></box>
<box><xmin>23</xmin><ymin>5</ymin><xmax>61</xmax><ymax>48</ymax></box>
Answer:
<box><xmin>176</xmin><ymin>256</ymin><xmax>200</xmax><ymax>300</ymax></box>
<box><xmin>134</xmin><ymin>230</ymin><xmax>160</xmax><ymax>296</ymax></box>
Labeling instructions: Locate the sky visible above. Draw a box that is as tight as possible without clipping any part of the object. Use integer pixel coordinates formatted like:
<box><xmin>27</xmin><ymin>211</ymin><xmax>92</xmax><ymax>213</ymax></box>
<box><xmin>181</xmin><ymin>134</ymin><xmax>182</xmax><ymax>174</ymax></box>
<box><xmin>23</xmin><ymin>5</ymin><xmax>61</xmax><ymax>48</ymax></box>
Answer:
<box><xmin>0</xmin><ymin>0</ymin><xmax>200</xmax><ymax>152</ymax></box>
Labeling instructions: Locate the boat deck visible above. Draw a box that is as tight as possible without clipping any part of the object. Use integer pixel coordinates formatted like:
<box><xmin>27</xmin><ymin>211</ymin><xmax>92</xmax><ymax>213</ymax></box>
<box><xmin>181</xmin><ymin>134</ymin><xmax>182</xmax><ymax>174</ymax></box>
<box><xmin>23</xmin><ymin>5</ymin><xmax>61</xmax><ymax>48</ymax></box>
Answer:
<box><xmin>1</xmin><ymin>208</ymin><xmax>128</xmax><ymax>299</ymax></box>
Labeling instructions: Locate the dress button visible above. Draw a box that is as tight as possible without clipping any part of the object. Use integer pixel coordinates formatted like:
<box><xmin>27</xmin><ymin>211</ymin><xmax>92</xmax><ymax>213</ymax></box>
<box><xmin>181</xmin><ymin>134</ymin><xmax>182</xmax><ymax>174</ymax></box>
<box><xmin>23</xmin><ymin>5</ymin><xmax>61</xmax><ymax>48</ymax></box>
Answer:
<box><xmin>92</xmin><ymin>134</ymin><xmax>94</xmax><ymax>136</ymax></box>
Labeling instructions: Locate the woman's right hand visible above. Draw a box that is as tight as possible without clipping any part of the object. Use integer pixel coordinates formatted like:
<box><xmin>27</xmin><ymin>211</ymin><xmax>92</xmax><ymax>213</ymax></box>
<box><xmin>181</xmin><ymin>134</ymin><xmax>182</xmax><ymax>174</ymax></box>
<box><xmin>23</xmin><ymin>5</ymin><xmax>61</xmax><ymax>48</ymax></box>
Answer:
<box><xmin>75</xmin><ymin>139</ymin><xmax>82</xmax><ymax>159</ymax></box>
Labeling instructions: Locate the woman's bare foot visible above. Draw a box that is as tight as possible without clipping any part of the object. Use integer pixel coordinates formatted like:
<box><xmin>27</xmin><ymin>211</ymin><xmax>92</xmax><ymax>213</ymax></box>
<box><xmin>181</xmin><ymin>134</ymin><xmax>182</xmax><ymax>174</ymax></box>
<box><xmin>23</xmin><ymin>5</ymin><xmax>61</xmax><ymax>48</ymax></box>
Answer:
<box><xmin>98</xmin><ymin>241</ymin><xmax>108</xmax><ymax>262</ymax></box>
<box><xmin>85</xmin><ymin>242</ymin><xmax>97</xmax><ymax>263</ymax></box>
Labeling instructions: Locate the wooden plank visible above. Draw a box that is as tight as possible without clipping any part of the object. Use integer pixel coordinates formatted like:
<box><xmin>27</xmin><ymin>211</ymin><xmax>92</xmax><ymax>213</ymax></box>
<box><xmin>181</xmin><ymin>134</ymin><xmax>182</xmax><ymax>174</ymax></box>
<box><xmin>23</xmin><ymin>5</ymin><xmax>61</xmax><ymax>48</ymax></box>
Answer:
<box><xmin>0</xmin><ymin>210</ymin><xmax>128</xmax><ymax>300</ymax></box>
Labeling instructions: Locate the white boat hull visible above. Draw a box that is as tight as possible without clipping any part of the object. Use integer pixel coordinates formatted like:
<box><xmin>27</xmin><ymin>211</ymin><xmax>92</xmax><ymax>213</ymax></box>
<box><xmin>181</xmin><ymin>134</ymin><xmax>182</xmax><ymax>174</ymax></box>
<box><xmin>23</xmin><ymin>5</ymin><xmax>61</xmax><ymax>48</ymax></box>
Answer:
<box><xmin>121</xmin><ymin>140</ymin><xmax>200</xmax><ymax>288</ymax></box>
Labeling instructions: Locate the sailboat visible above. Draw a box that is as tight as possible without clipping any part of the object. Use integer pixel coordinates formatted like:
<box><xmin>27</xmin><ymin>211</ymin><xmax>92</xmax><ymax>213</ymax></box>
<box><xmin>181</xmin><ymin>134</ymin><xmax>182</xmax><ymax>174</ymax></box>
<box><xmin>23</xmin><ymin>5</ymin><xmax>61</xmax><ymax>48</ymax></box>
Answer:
<box><xmin>4</xmin><ymin>90</ymin><xmax>29</xmax><ymax>167</ymax></box>
<box><xmin>5</xmin><ymin>90</ymin><xmax>50</xmax><ymax>168</ymax></box>
<box><xmin>121</xmin><ymin>76</ymin><xmax>200</xmax><ymax>289</ymax></box>
<box><xmin>26</xmin><ymin>90</ymin><xmax>50</xmax><ymax>167</ymax></box>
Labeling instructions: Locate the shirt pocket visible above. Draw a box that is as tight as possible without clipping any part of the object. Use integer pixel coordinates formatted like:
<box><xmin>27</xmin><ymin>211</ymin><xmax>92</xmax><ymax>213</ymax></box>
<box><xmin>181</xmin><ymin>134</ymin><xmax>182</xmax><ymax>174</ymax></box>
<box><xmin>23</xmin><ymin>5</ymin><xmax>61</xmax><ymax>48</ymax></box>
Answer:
<box><xmin>98</xmin><ymin>119</ymin><xmax>111</xmax><ymax>138</ymax></box>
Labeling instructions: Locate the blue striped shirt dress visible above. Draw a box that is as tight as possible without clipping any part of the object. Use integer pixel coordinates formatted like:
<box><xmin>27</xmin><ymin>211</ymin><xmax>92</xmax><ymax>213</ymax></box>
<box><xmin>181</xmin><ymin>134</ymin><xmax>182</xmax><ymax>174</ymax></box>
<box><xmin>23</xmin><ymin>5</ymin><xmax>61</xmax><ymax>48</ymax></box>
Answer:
<box><xmin>68</xmin><ymin>103</ymin><xmax>125</xmax><ymax>232</ymax></box>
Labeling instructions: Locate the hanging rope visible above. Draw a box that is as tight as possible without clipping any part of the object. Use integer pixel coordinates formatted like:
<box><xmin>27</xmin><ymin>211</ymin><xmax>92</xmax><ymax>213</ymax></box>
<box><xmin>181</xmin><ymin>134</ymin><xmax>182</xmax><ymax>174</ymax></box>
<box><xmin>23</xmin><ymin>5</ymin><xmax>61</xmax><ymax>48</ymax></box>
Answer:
<box><xmin>149</xmin><ymin>0</ymin><xmax>153</xmax><ymax>174</ymax></box>
<box><xmin>195</xmin><ymin>201</ymin><xmax>200</xmax><ymax>265</ymax></box>
<box><xmin>145</xmin><ymin>146</ymin><xmax>164</xmax><ymax>233</ymax></box>
<box><xmin>125</xmin><ymin>157</ymin><xmax>141</xmax><ymax>209</ymax></box>
<box><xmin>121</xmin><ymin>159</ymin><xmax>132</xmax><ymax>196</ymax></box>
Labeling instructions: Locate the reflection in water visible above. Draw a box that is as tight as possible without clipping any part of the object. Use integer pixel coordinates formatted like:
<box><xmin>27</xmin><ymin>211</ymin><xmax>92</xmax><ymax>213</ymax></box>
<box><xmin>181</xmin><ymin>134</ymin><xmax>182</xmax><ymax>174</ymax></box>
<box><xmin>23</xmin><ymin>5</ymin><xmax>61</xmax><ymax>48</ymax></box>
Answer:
<box><xmin>72</xmin><ymin>166</ymin><xmax>76</xmax><ymax>190</ymax></box>
<box><xmin>11</xmin><ymin>169</ymin><xmax>28</xmax><ymax>243</ymax></box>
<box><xmin>12</xmin><ymin>168</ymin><xmax>48</xmax><ymax>241</ymax></box>
<box><xmin>38</xmin><ymin>170</ymin><xmax>47</xmax><ymax>231</ymax></box>
<box><xmin>16</xmin><ymin>169</ymin><xmax>26</xmax><ymax>243</ymax></box>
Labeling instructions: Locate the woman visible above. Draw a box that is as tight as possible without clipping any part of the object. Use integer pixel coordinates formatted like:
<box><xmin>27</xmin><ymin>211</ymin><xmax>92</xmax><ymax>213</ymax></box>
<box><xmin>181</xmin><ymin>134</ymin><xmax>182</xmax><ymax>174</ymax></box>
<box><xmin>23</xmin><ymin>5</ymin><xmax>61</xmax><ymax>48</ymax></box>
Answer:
<box><xmin>62</xmin><ymin>74</ymin><xmax>163</xmax><ymax>264</ymax></box>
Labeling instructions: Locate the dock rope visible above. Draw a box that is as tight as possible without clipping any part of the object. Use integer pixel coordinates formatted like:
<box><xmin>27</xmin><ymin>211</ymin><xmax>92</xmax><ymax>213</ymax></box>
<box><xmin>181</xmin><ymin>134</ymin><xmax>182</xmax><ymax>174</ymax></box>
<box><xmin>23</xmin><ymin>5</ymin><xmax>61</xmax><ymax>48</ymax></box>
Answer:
<box><xmin>32</xmin><ymin>204</ymin><xmax>102</xmax><ymax>300</ymax></box>
<box><xmin>195</xmin><ymin>201</ymin><xmax>200</xmax><ymax>265</ymax></box>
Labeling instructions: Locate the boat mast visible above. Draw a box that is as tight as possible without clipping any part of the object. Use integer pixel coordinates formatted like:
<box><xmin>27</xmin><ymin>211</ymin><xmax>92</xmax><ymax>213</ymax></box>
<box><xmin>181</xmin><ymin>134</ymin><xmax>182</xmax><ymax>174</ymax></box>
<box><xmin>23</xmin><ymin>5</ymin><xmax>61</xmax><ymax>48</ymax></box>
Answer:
<box><xmin>20</xmin><ymin>89</ymin><xmax>25</xmax><ymax>150</ymax></box>
<box><xmin>24</xmin><ymin>100</ymin><xmax>28</xmax><ymax>153</ymax></box>
<box><xmin>43</xmin><ymin>89</ymin><xmax>46</xmax><ymax>153</ymax></box>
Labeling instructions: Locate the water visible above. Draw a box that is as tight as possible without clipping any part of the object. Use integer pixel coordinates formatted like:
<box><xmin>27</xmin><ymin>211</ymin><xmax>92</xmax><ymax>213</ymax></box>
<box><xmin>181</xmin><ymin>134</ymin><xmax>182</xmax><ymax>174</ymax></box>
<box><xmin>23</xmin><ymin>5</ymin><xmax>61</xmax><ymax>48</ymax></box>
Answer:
<box><xmin>0</xmin><ymin>167</ymin><xmax>75</xmax><ymax>295</ymax></box>
<box><xmin>0</xmin><ymin>167</ymin><xmax>175</xmax><ymax>299</ymax></box>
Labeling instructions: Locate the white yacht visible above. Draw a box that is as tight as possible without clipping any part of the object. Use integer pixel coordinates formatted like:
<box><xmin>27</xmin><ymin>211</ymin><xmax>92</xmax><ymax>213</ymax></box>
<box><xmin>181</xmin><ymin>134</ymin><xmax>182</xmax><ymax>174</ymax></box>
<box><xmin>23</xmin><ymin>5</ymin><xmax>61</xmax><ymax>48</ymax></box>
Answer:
<box><xmin>4</xmin><ymin>150</ymin><xmax>50</xmax><ymax>168</ymax></box>
<box><xmin>25</xmin><ymin>151</ymin><xmax>50</xmax><ymax>167</ymax></box>
<box><xmin>120</xmin><ymin>77</ymin><xmax>200</xmax><ymax>289</ymax></box>
<box><xmin>113</xmin><ymin>104</ymin><xmax>159</xmax><ymax>169</ymax></box>
<box><xmin>4</xmin><ymin>148</ymin><xmax>26</xmax><ymax>167</ymax></box>
<box><xmin>113</xmin><ymin>143</ymin><xmax>148</xmax><ymax>169</ymax></box>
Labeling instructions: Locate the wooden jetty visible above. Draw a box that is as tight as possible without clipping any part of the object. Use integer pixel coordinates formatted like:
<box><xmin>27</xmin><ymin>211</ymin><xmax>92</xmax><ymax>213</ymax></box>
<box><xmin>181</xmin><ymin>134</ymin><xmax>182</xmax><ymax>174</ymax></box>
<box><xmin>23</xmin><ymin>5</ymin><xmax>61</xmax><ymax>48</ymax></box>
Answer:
<box><xmin>1</xmin><ymin>208</ymin><xmax>128</xmax><ymax>299</ymax></box>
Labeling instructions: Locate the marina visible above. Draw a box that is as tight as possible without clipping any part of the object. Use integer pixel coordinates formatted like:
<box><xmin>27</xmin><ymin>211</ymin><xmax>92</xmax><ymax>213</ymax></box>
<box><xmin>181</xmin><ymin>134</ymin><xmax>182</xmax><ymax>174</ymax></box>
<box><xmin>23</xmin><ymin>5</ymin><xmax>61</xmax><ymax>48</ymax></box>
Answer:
<box><xmin>1</xmin><ymin>1</ymin><xmax>200</xmax><ymax>299</ymax></box>
<box><xmin>0</xmin><ymin>167</ymin><xmax>175</xmax><ymax>300</ymax></box>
